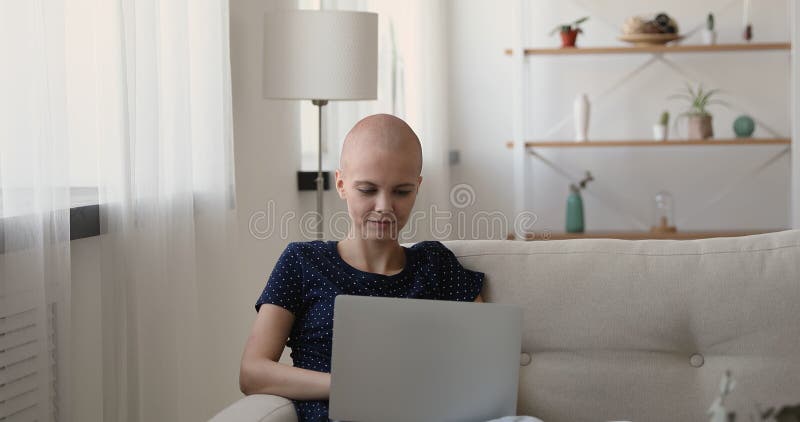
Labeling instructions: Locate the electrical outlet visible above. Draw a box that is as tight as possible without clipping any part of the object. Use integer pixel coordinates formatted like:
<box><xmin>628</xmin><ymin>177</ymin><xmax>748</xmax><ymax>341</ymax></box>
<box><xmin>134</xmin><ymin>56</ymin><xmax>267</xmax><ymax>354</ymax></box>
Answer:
<box><xmin>448</xmin><ymin>149</ymin><xmax>460</xmax><ymax>165</ymax></box>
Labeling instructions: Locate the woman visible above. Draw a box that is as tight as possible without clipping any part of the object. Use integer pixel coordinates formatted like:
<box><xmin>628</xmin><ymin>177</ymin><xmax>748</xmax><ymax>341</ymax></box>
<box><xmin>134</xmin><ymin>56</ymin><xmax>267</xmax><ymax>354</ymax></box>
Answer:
<box><xmin>239</xmin><ymin>114</ymin><xmax>484</xmax><ymax>422</ymax></box>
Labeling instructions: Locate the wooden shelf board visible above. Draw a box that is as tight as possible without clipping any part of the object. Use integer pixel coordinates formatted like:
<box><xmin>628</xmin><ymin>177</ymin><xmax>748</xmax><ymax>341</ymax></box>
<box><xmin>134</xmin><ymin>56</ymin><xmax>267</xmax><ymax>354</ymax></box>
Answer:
<box><xmin>505</xmin><ymin>138</ymin><xmax>791</xmax><ymax>149</ymax></box>
<box><xmin>503</xmin><ymin>42</ymin><xmax>790</xmax><ymax>56</ymax></box>
<box><xmin>508</xmin><ymin>230</ymin><xmax>778</xmax><ymax>241</ymax></box>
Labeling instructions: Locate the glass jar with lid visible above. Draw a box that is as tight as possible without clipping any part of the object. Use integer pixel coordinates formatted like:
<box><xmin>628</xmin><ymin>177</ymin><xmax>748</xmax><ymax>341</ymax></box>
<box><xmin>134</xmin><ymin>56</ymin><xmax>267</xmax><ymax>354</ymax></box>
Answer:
<box><xmin>650</xmin><ymin>190</ymin><xmax>677</xmax><ymax>233</ymax></box>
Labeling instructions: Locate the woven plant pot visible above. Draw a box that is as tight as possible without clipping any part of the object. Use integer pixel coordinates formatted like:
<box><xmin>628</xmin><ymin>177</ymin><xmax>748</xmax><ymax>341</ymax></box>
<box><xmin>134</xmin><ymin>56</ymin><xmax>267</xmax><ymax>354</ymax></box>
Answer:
<box><xmin>688</xmin><ymin>114</ymin><xmax>713</xmax><ymax>139</ymax></box>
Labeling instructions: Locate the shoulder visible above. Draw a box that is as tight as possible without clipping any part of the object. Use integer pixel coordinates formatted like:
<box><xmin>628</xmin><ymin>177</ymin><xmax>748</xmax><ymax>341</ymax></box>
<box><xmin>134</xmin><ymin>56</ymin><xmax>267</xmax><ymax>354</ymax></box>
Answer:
<box><xmin>282</xmin><ymin>240</ymin><xmax>328</xmax><ymax>258</ymax></box>
<box><xmin>409</xmin><ymin>241</ymin><xmax>462</xmax><ymax>267</ymax></box>
<box><xmin>271</xmin><ymin>241</ymin><xmax>329</xmax><ymax>272</ymax></box>
<box><xmin>409</xmin><ymin>240</ymin><xmax>452</xmax><ymax>255</ymax></box>
<box><xmin>411</xmin><ymin>241</ymin><xmax>484</xmax><ymax>301</ymax></box>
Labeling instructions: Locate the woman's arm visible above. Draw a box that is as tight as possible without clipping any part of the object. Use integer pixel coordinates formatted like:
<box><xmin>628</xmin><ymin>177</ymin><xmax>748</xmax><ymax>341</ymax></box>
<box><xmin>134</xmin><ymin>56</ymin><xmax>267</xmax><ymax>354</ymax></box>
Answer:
<box><xmin>239</xmin><ymin>304</ymin><xmax>331</xmax><ymax>400</ymax></box>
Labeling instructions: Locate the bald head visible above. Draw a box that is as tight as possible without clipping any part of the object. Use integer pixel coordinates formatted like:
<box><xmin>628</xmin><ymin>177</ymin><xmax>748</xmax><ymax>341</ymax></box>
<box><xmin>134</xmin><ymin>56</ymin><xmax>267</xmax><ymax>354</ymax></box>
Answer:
<box><xmin>339</xmin><ymin>114</ymin><xmax>422</xmax><ymax>175</ymax></box>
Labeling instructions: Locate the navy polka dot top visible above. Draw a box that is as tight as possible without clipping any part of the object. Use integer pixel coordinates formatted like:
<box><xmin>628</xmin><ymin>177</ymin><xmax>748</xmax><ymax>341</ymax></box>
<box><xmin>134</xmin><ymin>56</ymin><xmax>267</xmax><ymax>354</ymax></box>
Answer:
<box><xmin>255</xmin><ymin>240</ymin><xmax>484</xmax><ymax>422</ymax></box>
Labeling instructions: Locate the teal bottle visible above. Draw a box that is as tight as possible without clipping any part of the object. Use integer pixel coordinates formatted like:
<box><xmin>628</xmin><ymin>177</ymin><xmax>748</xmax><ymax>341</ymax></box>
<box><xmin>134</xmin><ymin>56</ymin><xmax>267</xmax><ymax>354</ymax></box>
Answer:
<box><xmin>566</xmin><ymin>185</ymin><xmax>584</xmax><ymax>233</ymax></box>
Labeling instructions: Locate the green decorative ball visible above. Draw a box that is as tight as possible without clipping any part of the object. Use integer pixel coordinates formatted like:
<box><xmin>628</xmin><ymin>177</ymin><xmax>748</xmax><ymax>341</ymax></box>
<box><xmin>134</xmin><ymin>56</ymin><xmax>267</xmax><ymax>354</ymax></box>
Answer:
<box><xmin>733</xmin><ymin>115</ymin><xmax>755</xmax><ymax>138</ymax></box>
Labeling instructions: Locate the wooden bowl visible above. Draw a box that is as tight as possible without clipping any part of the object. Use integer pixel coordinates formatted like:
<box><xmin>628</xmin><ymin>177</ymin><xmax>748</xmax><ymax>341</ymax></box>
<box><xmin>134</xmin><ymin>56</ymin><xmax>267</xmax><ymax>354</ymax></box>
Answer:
<box><xmin>618</xmin><ymin>33</ymin><xmax>683</xmax><ymax>46</ymax></box>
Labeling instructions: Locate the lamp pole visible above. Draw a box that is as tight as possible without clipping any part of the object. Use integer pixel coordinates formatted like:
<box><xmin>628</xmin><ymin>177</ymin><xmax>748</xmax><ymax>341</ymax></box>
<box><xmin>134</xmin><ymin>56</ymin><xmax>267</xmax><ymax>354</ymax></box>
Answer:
<box><xmin>312</xmin><ymin>99</ymin><xmax>328</xmax><ymax>239</ymax></box>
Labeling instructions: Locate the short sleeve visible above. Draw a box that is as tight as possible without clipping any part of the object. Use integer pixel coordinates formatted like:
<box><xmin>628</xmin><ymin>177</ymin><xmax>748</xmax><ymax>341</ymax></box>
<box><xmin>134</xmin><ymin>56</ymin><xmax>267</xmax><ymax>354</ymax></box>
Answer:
<box><xmin>431</xmin><ymin>242</ymin><xmax>484</xmax><ymax>301</ymax></box>
<box><xmin>255</xmin><ymin>243</ymin><xmax>304</xmax><ymax>314</ymax></box>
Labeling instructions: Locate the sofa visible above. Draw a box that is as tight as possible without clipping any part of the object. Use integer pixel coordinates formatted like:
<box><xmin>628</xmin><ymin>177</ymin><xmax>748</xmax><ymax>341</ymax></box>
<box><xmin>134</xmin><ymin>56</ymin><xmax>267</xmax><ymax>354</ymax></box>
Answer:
<box><xmin>211</xmin><ymin>230</ymin><xmax>800</xmax><ymax>422</ymax></box>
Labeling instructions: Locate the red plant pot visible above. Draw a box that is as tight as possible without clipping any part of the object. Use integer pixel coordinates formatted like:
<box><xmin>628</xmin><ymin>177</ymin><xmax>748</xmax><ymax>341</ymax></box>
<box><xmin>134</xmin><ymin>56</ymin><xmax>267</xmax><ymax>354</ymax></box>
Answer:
<box><xmin>560</xmin><ymin>29</ymin><xmax>579</xmax><ymax>47</ymax></box>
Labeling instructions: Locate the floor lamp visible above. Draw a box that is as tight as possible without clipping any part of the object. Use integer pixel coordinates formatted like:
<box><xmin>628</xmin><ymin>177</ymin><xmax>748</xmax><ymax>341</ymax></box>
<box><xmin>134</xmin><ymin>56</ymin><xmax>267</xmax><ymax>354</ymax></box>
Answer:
<box><xmin>263</xmin><ymin>10</ymin><xmax>378</xmax><ymax>239</ymax></box>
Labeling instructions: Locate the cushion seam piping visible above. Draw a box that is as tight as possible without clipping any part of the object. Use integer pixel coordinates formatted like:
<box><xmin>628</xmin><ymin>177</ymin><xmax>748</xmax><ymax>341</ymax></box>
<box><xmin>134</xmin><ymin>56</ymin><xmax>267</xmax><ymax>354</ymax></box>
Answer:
<box><xmin>453</xmin><ymin>243</ymin><xmax>800</xmax><ymax>258</ymax></box>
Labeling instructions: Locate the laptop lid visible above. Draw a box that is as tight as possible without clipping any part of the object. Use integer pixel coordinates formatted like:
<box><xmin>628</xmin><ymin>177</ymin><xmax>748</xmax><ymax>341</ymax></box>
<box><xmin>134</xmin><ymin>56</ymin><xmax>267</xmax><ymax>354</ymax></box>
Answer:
<box><xmin>329</xmin><ymin>295</ymin><xmax>523</xmax><ymax>422</ymax></box>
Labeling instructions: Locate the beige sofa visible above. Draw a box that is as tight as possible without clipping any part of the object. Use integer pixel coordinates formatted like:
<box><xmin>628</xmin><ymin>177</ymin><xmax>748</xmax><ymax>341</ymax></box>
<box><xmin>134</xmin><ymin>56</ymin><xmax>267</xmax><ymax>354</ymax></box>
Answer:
<box><xmin>212</xmin><ymin>230</ymin><xmax>800</xmax><ymax>422</ymax></box>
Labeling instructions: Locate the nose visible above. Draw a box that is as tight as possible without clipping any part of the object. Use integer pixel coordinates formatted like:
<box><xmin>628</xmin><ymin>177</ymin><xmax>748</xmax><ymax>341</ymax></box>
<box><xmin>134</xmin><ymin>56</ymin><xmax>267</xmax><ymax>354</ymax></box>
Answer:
<box><xmin>375</xmin><ymin>191</ymin><xmax>393</xmax><ymax>214</ymax></box>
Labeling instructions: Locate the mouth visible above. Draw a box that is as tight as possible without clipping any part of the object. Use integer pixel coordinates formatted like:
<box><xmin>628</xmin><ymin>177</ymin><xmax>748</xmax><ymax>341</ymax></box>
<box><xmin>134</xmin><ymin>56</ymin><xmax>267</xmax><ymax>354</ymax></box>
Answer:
<box><xmin>367</xmin><ymin>220</ymin><xmax>394</xmax><ymax>226</ymax></box>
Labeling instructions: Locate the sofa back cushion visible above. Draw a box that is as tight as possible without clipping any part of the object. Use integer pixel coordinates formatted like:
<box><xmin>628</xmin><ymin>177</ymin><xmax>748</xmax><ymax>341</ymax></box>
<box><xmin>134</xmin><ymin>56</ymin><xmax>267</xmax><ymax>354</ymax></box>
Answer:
<box><xmin>444</xmin><ymin>230</ymin><xmax>800</xmax><ymax>422</ymax></box>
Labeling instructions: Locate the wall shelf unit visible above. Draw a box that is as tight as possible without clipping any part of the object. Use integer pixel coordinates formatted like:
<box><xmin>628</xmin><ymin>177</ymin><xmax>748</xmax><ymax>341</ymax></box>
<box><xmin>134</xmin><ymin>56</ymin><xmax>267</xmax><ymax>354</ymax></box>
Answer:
<box><xmin>504</xmin><ymin>42</ymin><xmax>790</xmax><ymax>56</ymax></box>
<box><xmin>505</xmin><ymin>138</ymin><xmax>792</xmax><ymax>148</ymax></box>
<box><xmin>508</xmin><ymin>1</ymin><xmax>798</xmax><ymax>238</ymax></box>
<box><xmin>507</xmin><ymin>230</ymin><xmax>775</xmax><ymax>241</ymax></box>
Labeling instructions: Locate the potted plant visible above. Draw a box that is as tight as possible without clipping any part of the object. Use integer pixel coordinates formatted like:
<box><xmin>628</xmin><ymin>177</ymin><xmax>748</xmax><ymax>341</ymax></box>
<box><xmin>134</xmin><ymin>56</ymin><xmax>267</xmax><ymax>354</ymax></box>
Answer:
<box><xmin>669</xmin><ymin>83</ymin><xmax>726</xmax><ymax>140</ymax></box>
<box><xmin>550</xmin><ymin>17</ymin><xmax>589</xmax><ymax>48</ymax></box>
<box><xmin>653</xmin><ymin>110</ymin><xmax>669</xmax><ymax>141</ymax></box>
<box><xmin>702</xmin><ymin>13</ymin><xmax>717</xmax><ymax>45</ymax></box>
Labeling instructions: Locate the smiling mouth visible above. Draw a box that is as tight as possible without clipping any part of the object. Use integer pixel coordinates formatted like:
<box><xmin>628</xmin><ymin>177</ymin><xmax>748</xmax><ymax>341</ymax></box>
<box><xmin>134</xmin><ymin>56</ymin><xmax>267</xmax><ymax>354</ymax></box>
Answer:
<box><xmin>367</xmin><ymin>220</ymin><xmax>394</xmax><ymax>224</ymax></box>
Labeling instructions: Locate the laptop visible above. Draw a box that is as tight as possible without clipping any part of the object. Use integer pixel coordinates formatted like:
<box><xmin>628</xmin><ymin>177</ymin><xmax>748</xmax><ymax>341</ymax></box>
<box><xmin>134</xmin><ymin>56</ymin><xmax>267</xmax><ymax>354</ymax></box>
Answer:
<box><xmin>329</xmin><ymin>295</ymin><xmax>523</xmax><ymax>422</ymax></box>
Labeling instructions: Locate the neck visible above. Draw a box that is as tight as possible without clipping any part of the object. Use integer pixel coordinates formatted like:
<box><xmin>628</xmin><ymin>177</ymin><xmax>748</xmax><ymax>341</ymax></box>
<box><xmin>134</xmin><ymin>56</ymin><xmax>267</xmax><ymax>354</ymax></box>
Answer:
<box><xmin>338</xmin><ymin>236</ymin><xmax>405</xmax><ymax>276</ymax></box>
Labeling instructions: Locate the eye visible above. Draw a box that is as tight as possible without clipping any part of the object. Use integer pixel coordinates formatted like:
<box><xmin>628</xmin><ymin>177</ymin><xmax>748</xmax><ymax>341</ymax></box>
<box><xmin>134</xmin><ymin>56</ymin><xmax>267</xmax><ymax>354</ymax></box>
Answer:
<box><xmin>357</xmin><ymin>189</ymin><xmax>376</xmax><ymax>195</ymax></box>
<box><xmin>395</xmin><ymin>190</ymin><xmax>412</xmax><ymax>196</ymax></box>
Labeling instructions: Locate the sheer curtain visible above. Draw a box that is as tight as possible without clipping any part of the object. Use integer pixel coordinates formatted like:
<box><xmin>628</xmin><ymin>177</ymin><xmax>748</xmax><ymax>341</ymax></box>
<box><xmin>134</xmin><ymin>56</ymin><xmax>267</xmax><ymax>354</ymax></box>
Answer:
<box><xmin>90</xmin><ymin>1</ymin><xmax>236</xmax><ymax>421</ymax></box>
<box><xmin>1</xmin><ymin>2</ymin><xmax>72</xmax><ymax>421</ymax></box>
<box><xmin>2</xmin><ymin>0</ymin><xmax>236</xmax><ymax>420</ymax></box>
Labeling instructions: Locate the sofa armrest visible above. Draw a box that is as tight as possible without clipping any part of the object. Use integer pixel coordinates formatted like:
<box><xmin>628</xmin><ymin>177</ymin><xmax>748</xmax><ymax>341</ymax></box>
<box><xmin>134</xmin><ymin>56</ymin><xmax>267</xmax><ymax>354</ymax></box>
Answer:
<box><xmin>209</xmin><ymin>394</ymin><xmax>298</xmax><ymax>422</ymax></box>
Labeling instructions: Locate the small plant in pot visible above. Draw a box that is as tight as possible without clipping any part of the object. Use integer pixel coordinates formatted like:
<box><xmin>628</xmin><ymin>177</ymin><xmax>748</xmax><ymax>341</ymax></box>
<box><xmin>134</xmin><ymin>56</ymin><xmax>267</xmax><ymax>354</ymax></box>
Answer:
<box><xmin>653</xmin><ymin>110</ymin><xmax>669</xmax><ymax>141</ymax></box>
<box><xmin>550</xmin><ymin>17</ymin><xmax>589</xmax><ymax>48</ymax></box>
<box><xmin>669</xmin><ymin>83</ymin><xmax>727</xmax><ymax>140</ymax></box>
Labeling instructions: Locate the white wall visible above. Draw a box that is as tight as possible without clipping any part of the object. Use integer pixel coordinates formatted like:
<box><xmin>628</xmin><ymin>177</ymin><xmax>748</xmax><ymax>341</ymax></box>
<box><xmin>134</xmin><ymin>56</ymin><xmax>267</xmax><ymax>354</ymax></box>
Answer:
<box><xmin>449</xmin><ymin>0</ymin><xmax>793</xmax><ymax>234</ymax></box>
<box><xmin>207</xmin><ymin>0</ymin><xmax>303</xmax><ymax>414</ymax></box>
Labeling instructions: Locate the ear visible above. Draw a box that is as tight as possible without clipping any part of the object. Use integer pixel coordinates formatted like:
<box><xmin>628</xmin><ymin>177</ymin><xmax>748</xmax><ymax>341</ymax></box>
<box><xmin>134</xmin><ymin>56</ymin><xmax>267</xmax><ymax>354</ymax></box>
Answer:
<box><xmin>417</xmin><ymin>175</ymin><xmax>423</xmax><ymax>191</ymax></box>
<box><xmin>335</xmin><ymin>169</ymin><xmax>346</xmax><ymax>199</ymax></box>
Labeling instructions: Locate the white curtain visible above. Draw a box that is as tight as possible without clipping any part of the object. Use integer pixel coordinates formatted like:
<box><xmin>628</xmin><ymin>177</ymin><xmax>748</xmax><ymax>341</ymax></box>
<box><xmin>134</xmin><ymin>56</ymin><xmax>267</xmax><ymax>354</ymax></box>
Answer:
<box><xmin>91</xmin><ymin>1</ymin><xmax>236</xmax><ymax>421</ymax></box>
<box><xmin>324</xmin><ymin>0</ymin><xmax>454</xmax><ymax>242</ymax></box>
<box><xmin>2</xmin><ymin>0</ymin><xmax>236</xmax><ymax>420</ymax></box>
<box><xmin>1</xmin><ymin>1</ymin><xmax>72</xmax><ymax>421</ymax></box>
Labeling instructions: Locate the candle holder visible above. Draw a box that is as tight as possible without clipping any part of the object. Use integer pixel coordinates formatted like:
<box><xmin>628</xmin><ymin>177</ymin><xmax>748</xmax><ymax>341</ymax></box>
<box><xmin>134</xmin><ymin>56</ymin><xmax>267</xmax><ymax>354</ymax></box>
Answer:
<box><xmin>650</xmin><ymin>191</ymin><xmax>677</xmax><ymax>234</ymax></box>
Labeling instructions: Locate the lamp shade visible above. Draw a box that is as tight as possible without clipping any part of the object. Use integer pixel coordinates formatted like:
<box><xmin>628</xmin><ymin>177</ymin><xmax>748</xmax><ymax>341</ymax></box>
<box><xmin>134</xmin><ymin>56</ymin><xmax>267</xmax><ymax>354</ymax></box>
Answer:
<box><xmin>263</xmin><ymin>10</ymin><xmax>378</xmax><ymax>101</ymax></box>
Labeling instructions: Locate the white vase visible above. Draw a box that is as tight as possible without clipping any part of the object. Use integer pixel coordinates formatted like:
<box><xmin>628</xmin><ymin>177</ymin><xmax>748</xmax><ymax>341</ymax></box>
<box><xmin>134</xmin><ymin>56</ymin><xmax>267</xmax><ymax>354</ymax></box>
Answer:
<box><xmin>701</xmin><ymin>29</ymin><xmax>717</xmax><ymax>45</ymax></box>
<box><xmin>652</xmin><ymin>124</ymin><xmax>668</xmax><ymax>141</ymax></box>
<box><xmin>574</xmin><ymin>94</ymin><xmax>589</xmax><ymax>142</ymax></box>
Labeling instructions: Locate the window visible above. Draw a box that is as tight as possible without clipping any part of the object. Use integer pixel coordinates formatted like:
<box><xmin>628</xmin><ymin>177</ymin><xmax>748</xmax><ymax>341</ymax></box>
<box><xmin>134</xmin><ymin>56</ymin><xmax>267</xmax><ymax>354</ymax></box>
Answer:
<box><xmin>66</xmin><ymin>0</ymin><xmax>100</xmax><ymax>207</ymax></box>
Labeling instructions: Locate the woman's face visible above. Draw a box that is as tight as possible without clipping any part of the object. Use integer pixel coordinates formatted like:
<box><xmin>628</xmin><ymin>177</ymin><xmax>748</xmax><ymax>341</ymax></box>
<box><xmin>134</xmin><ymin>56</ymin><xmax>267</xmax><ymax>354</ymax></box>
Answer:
<box><xmin>336</xmin><ymin>146</ymin><xmax>422</xmax><ymax>241</ymax></box>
